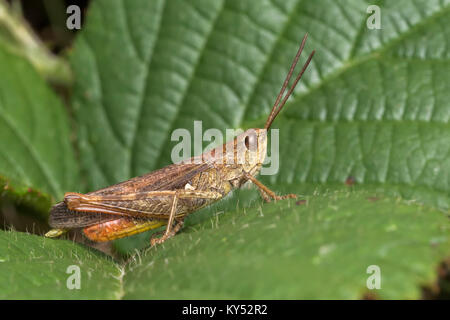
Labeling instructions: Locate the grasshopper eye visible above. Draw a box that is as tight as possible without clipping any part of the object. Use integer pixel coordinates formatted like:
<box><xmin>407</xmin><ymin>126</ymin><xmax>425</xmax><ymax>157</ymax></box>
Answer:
<box><xmin>244</xmin><ymin>132</ymin><xmax>257</xmax><ymax>151</ymax></box>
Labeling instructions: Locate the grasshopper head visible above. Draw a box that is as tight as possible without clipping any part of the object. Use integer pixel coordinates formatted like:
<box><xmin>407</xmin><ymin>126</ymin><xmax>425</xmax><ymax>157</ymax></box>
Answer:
<box><xmin>236</xmin><ymin>128</ymin><xmax>267</xmax><ymax>176</ymax></box>
<box><xmin>203</xmin><ymin>128</ymin><xmax>267</xmax><ymax>177</ymax></box>
<box><xmin>206</xmin><ymin>34</ymin><xmax>315</xmax><ymax>181</ymax></box>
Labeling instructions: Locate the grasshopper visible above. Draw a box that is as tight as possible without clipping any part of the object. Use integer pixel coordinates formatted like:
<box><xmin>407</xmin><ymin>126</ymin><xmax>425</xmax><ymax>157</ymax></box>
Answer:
<box><xmin>45</xmin><ymin>34</ymin><xmax>315</xmax><ymax>246</ymax></box>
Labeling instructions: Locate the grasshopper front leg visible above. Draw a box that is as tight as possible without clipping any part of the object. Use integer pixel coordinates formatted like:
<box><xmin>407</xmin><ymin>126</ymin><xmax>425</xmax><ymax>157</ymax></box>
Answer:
<box><xmin>244</xmin><ymin>172</ymin><xmax>297</xmax><ymax>202</ymax></box>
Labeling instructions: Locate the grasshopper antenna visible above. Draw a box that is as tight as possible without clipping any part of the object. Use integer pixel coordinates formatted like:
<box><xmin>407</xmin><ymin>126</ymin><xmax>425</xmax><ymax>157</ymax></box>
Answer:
<box><xmin>264</xmin><ymin>34</ymin><xmax>315</xmax><ymax>130</ymax></box>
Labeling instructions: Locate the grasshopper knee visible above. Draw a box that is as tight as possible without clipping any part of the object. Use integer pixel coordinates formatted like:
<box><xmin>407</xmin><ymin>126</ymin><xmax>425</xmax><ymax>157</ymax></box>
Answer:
<box><xmin>64</xmin><ymin>192</ymin><xmax>84</xmax><ymax>209</ymax></box>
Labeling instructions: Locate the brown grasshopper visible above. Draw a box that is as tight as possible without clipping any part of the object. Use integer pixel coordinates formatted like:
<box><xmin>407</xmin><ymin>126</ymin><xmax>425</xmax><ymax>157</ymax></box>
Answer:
<box><xmin>45</xmin><ymin>34</ymin><xmax>315</xmax><ymax>246</ymax></box>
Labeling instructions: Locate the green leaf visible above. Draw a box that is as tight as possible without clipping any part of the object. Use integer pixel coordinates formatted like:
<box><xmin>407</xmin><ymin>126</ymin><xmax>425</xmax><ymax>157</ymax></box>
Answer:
<box><xmin>0</xmin><ymin>44</ymin><xmax>79</xmax><ymax>217</ymax></box>
<box><xmin>0</xmin><ymin>230</ymin><xmax>122</xmax><ymax>299</ymax></box>
<box><xmin>122</xmin><ymin>190</ymin><xmax>450</xmax><ymax>299</ymax></box>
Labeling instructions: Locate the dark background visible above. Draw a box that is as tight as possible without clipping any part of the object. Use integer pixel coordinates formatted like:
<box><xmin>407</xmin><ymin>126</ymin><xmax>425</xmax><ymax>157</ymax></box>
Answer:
<box><xmin>8</xmin><ymin>0</ymin><xmax>89</xmax><ymax>52</ymax></box>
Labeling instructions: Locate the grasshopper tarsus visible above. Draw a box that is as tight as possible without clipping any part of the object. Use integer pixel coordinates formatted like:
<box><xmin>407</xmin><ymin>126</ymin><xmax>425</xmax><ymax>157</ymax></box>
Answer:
<box><xmin>244</xmin><ymin>172</ymin><xmax>298</xmax><ymax>202</ymax></box>
<box><xmin>44</xmin><ymin>228</ymin><xmax>67</xmax><ymax>238</ymax></box>
<box><xmin>261</xmin><ymin>191</ymin><xmax>298</xmax><ymax>203</ymax></box>
<box><xmin>262</xmin><ymin>193</ymin><xmax>298</xmax><ymax>203</ymax></box>
<box><xmin>272</xmin><ymin>193</ymin><xmax>298</xmax><ymax>202</ymax></box>
<box><xmin>46</xmin><ymin>33</ymin><xmax>315</xmax><ymax>244</ymax></box>
<box><xmin>150</xmin><ymin>219</ymin><xmax>184</xmax><ymax>246</ymax></box>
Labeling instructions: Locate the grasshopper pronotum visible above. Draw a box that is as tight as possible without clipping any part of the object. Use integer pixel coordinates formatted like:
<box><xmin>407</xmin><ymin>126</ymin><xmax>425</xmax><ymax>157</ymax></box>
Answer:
<box><xmin>45</xmin><ymin>34</ymin><xmax>315</xmax><ymax>246</ymax></box>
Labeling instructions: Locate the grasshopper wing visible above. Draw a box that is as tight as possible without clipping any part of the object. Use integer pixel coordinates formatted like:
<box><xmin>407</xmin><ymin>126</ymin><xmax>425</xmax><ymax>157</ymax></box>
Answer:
<box><xmin>49</xmin><ymin>162</ymin><xmax>211</xmax><ymax>228</ymax></box>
